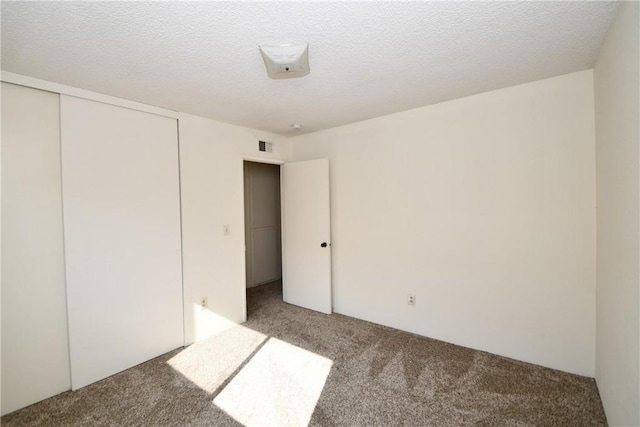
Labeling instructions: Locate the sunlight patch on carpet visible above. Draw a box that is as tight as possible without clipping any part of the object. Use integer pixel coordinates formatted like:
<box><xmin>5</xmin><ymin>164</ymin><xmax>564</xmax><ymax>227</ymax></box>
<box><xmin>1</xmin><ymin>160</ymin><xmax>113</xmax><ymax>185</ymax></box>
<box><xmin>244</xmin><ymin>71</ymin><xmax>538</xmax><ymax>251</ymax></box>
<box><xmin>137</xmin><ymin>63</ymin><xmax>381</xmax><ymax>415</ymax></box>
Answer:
<box><xmin>193</xmin><ymin>303</ymin><xmax>238</xmax><ymax>342</ymax></box>
<box><xmin>213</xmin><ymin>337</ymin><xmax>333</xmax><ymax>427</ymax></box>
<box><xmin>167</xmin><ymin>321</ymin><xmax>267</xmax><ymax>393</ymax></box>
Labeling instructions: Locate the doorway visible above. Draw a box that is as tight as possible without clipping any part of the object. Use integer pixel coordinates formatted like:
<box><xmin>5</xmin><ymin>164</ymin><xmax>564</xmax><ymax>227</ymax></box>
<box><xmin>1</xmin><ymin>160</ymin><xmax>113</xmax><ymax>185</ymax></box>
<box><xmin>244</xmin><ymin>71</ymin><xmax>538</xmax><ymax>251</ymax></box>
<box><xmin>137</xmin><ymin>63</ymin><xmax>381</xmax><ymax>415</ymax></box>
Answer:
<box><xmin>243</xmin><ymin>161</ymin><xmax>283</xmax><ymax>317</ymax></box>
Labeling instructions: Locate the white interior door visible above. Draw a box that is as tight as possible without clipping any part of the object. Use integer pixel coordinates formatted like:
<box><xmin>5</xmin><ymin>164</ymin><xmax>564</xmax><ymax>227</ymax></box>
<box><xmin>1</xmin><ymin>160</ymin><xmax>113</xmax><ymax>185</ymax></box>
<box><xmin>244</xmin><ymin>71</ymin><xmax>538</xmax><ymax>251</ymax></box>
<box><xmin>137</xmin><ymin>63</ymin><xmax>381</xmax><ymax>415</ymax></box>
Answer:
<box><xmin>61</xmin><ymin>96</ymin><xmax>184</xmax><ymax>390</ymax></box>
<box><xmin>281</xmin><ymin>158</ymin><xmax>332</xmax><ymax>314</ymax></box>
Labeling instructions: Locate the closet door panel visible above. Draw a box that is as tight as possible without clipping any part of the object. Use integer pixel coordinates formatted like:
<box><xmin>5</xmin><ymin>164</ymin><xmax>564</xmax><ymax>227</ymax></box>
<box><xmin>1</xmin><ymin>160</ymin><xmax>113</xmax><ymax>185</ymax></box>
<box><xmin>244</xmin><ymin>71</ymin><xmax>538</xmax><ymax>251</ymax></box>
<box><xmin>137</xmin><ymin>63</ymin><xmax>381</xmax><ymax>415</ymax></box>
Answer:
<box><xmin>1</xmin><ymin>83</ymin><xmax>71</xmax><ymax>415</ymax></box>
<box><xmin>61</xmin><ymin>96</ymin><xmax>183</xmax><ymax>390</ymax></box>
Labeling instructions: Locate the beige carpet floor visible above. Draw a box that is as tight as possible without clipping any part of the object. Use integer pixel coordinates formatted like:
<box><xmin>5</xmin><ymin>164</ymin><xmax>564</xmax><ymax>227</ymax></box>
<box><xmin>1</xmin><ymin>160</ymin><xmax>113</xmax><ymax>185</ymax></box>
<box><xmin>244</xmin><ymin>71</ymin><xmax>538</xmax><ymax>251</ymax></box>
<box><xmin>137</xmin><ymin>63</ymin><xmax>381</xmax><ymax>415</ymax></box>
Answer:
<box><xmin>3</xmin><ymin>281</ymin><xmax>607</xmax><ymax>426</ymax></box>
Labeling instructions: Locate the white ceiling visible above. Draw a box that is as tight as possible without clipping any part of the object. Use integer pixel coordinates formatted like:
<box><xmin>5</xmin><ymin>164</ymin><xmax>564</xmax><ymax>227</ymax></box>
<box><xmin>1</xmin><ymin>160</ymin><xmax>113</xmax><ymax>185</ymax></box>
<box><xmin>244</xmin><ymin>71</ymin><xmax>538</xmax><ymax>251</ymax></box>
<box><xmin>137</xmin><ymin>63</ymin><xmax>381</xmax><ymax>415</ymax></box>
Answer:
<box><xmin>1</xmin><ymin>1</ymin><xmax>618</xmax><ymax>135</ymax></box>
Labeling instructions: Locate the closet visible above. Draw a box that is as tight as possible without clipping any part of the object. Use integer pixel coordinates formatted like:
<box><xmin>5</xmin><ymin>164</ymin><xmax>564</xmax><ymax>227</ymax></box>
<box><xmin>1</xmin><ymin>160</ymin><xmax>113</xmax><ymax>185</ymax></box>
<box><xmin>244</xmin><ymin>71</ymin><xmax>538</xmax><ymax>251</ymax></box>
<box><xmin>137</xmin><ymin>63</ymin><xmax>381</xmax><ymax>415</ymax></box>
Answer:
<box><xmin>1</xmin><ymin>84</ymin><xmax>184</xmax><ymax>413</ymax></box>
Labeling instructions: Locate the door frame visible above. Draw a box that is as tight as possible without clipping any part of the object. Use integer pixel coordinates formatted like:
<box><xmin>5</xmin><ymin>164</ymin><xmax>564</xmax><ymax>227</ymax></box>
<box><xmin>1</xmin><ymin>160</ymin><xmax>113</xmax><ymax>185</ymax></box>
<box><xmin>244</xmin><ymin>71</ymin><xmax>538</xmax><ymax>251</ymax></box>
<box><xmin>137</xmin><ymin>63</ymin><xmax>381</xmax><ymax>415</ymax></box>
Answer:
<box><xmin>240</xmin><ymin>157</ymin><xmax>284</xmax><ymax>322</ymax></box>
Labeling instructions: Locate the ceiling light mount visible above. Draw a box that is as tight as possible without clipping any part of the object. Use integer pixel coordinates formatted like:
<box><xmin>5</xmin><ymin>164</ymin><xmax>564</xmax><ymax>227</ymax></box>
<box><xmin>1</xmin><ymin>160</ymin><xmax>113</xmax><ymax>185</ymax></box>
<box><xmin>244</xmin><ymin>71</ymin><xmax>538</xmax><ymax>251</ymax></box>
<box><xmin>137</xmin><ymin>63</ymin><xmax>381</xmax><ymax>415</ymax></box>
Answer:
<box><xmin>291</xmin><ymin>124</ymin><xmax>302</xmax><ymax>131</ymax></box>
<box><xmin>259</xmin><ymin>42</ymin><xmax>310</xmax><ymax>79</ymax></box>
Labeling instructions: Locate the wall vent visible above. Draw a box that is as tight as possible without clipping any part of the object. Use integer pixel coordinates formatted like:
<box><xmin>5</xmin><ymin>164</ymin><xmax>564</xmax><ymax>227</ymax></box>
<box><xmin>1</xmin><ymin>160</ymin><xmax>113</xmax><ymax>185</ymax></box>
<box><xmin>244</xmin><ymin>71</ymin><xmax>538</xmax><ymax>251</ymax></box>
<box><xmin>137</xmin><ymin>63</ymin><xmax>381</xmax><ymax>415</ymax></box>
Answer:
<box><xmin>259</xmin><ymin>140</ymin><xmax>273</xmax><ymax>153</ymax></box>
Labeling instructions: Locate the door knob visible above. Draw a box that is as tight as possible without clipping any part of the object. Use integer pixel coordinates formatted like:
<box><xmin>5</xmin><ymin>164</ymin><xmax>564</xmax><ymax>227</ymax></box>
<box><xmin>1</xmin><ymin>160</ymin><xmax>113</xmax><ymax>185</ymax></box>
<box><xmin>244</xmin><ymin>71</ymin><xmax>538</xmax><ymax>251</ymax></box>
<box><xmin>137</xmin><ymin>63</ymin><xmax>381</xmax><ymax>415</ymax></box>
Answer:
<box><xmin>321</xmin><ymin>242</ymin><xmax>328</xmax><ymax>248</ymax></box>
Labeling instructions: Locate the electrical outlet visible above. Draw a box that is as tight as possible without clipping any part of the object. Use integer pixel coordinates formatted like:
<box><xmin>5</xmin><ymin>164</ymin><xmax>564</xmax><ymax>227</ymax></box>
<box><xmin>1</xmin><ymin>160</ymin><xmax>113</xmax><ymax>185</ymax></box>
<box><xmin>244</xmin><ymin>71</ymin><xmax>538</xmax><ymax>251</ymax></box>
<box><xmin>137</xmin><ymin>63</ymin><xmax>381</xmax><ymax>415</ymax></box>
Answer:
<box><xmin>407</xmin><ymin>294</ymin><xmax>416</xmax><ymax>306</ymax></box>
<box><xmin>200</xmin><ymin>297</ymin><xmax>208</xmax><ymax>309</ymax></box>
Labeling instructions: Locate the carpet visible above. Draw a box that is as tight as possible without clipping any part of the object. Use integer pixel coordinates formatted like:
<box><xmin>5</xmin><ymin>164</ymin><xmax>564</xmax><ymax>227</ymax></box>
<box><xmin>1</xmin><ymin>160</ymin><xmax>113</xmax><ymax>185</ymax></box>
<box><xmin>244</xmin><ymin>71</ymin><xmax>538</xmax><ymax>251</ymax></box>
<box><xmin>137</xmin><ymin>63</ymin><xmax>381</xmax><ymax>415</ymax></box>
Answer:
<box><xmin>2</xmin><ymin>281</ymin><xmax>607</xmax><ymax>426</ymax></box>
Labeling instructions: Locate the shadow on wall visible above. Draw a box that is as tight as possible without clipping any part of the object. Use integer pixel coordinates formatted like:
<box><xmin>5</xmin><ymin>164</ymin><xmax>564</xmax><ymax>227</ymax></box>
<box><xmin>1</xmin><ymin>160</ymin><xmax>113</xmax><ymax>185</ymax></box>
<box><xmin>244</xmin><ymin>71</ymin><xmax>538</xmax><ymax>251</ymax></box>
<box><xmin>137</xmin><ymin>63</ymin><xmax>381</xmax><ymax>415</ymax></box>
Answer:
<box><xmin>166</xmin><ymin>303</ymin><xmax>333</xmax><ymax>426</ymax></box>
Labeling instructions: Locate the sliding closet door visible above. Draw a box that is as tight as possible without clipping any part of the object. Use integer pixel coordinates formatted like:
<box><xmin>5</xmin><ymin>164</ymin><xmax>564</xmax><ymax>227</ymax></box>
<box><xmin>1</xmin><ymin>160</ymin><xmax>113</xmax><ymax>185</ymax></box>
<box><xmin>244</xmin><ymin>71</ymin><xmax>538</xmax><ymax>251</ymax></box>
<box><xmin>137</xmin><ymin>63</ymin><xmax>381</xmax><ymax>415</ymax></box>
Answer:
<box><xmin>61</xmin><ymin>96</ymin><xmax>183</xmax><ymax>390</ymax></box>
<box><xmin>2</xmin><ymin>83</ymin><xmax>71</xmax><ymax>415</ymax></box>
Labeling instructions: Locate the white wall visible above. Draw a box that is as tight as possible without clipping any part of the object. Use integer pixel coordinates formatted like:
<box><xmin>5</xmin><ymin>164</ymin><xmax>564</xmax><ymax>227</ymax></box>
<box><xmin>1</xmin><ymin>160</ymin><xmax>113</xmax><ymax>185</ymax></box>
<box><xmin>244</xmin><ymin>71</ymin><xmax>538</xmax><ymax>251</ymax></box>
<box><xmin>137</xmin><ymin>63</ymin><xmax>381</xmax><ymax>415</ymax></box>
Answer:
<box><xmin>291</xmin><ymin>70</ymin><xmax>596</xmax><ymax>376</ymax></box>
<box><xmin>178</xmin><ymin>114</ymin><xmax>291</xmax><ymax>343</ymax></box>
<box><xmin>1</xmin><ymin>83</ymin><xmax>71</xmax><ymax>415</ymax></box>
<box><xmin>593</xmin><ymin>2</ymin><xmax>640</xmax><ymax>425</ymax></box>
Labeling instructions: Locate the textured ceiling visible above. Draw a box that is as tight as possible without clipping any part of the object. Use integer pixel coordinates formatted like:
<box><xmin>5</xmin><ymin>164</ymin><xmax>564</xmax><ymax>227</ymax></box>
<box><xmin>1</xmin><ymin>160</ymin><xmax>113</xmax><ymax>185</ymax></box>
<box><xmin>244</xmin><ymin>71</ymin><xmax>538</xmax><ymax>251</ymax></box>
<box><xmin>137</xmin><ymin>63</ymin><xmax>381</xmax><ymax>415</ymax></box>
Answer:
<box><xmin>1</xmin><ymin>1</ymin><xmax>618</xmax><ymax>135</ymax></box>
